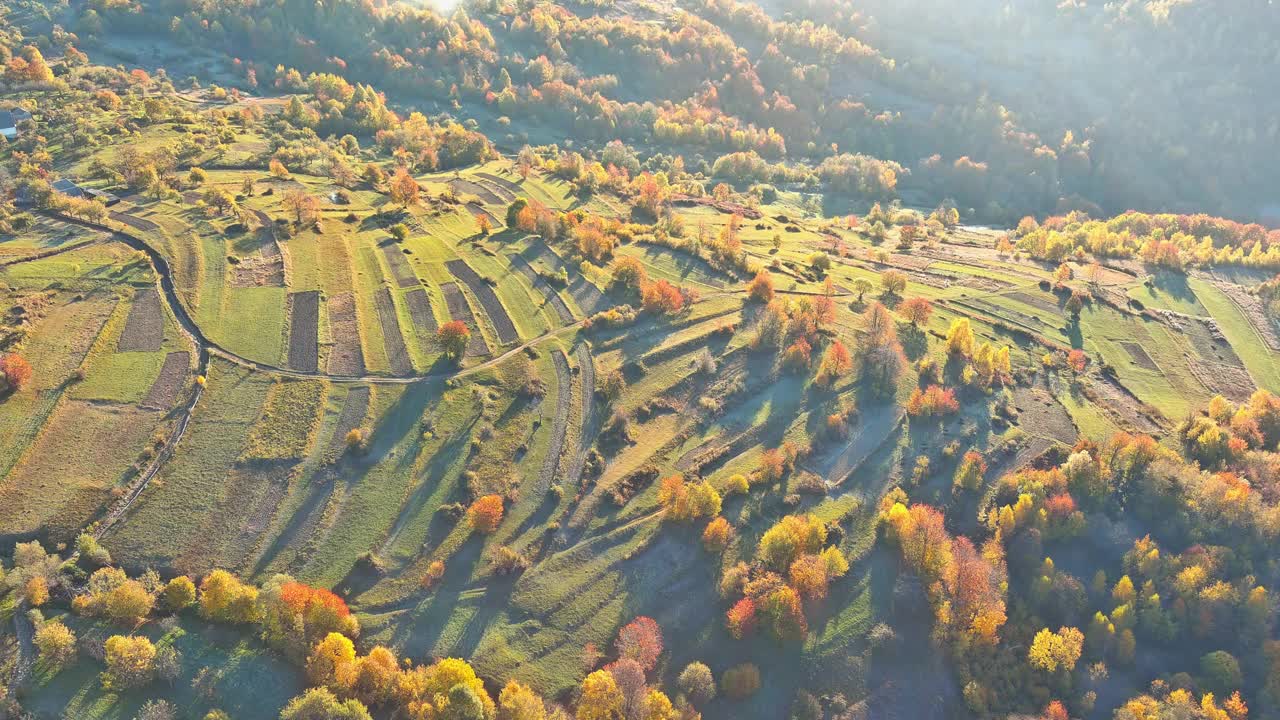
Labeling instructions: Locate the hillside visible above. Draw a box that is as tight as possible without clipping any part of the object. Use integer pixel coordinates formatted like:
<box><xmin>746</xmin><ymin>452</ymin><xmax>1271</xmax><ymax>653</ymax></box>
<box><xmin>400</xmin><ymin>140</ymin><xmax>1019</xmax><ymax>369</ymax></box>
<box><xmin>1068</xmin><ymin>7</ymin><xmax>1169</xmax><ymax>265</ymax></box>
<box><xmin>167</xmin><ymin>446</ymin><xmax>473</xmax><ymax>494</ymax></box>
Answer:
<box><xmin>1</xmin><ymin>2</ymin><xmax>1280</xmax><ymax>720</ymax></box>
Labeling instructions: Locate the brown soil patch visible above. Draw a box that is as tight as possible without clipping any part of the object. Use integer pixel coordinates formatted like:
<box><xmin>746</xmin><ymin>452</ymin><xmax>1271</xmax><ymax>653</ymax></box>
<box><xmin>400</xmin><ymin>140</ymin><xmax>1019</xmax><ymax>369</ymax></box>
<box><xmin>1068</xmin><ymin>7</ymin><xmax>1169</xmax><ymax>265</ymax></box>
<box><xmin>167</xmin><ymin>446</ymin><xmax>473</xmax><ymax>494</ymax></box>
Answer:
<box><xmin>475</xmin><ymin>171</ymin><xmax>522</xmax><ymax>194</ymax></box>
<box><xmin>450</xmin><ymin>178</ymin><xmax>503</xmax><ymax>205</ymax></box>
<box><xmin>374</xmin><ymin>287</ymin><xmax>412</xmax><ymax>376</ymax></box>
<box><xmin>140</xmin><ymin>351</ymin><xmax>191</xmax><ymax>410</ymax></box>
<box><xmin>117</xmin><ymin>288</ymin><xmax>165</xmax><ymax>352</ymax></box>
<box><xmin>527</xmin><ymin>243</ymin><xmax>608</xmax><ymax>314</ymax></box>
<box><xmin>229</xmin><ymin>229</ymin><xmax>286</xmax><ymax>288</ymax></box>
<box><xmin>446</xmin><ymin>259</ymin><xmax>519</xmax><ymax>344</ymax></box>
<box><xmin>534</xmin><ymin>350</ymin><xmax>572</xmax><ymax>494</ymax></box>
<box><xmin>325</xmin><ymin>292</ymin><xmax>365</xmax><ymax>376</ymax></box>
<box><xmin>286</xmin><ymin>290</ymin><xmax>320</xmax><ymax>372</ymax></box>
<box><xmin>1007</xmin><ymin>290</ymin><xmax>1064</xmax><ymax>316</ymax></box>
<box><xmin>510</xmin><ymin>255</ymin><xmax>574</xmax><ymax>324</ymax></box>
<box><xmin>1183</xmin><ymin>317</ymin><xmax>1255</xmax><ymax>401</ymax></box>
<box><xmin>955</xmin><ymin>276</ymin><xmax>1011</xmax><ymax>292</ymax></box>
<box><xmin>402</xmin><ymin>287</ymin><xmax>440</xmax><ymax>352</ymax></box>
<box><xmin>1120</xmin><ymin>341</ymin><xmax>1159</xmax><ymax>371</ymax></box>
<box><xmin>465</xmin><ymin>202</ymin><xmax>501</xmax><ymax>228</ymax></box>
<box><xmin>330</xmin><ymin>386</ymin><xmax>371</xmax><ymax>449</ymax></box>
<box><xmin>381</xmin><ymin>244</ymin><xmax>419</xmax><ymax>288</ymax></box>
<box><xmin>441</xmin><ymin>282</ymin><xmax>490</xmax><ymax>357</ymax></box>
<box><xmin>1012</xmin><ymin>386</ymin><xmax>1078</xmax><ymax>445</ymax></box>
<box><xmin>477</xmin><ymin>180</ymin><xmax>516</xmax><ymax>203</ymax></box>
<box><xmin>885</xmin><ymin>253</ymin><xmax>933</xmax><ymax>271</ymax></box>
<box><xmin>1081</xmin><ymin>374</ymin><xmax>1165</xmax><ymax>433</ymax></box>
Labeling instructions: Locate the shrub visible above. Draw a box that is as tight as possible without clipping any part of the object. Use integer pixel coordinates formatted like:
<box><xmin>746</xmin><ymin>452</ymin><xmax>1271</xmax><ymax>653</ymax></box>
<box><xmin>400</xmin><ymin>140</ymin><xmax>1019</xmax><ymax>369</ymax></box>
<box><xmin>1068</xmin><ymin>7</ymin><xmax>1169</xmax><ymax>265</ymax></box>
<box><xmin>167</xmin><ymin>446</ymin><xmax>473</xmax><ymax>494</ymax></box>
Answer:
<box><xmin>104</xmin><ymin>579</ymin><xmax>154</xmax><ymax>626</ymax></box>
<box><xmin>678</xmin><ymin>662</ymin><xmax>716</xmax><ymax>705</ymax></box>
<box><xmin>722</xmin><ymin>663</ymin><xmax>761</xmax><ymax>699</ymax></box>
<box><xmin>906</xmin><ymin>385</ymin><xmax>960</xmax><ymax>417</ymax></box>
<box><xmin>0</xmin><ymin>353</ymin><xmax>33</xmax><ymax>390</ymax></box>
<box><xmin>280</xmin><ymin>688</ymin><xmax>372</xmax><ymax>720</ymax></box>
<box><xmin>702</xmin><ymin>517</ymin><xmax>733</xmax><ymax>552</ymax></box>
<box><xmin>34</xmin><ymin>622</ymin><xmax>77</xmax><ymax>671</ymax></box>
<box><xmin>102</xmin><ymin>635</ymin><xmax>156</xmax><ymax>690</ymax></box>
<box><xmin>746</xmin><ymin>270</ymin><xmax>775</xmax><ymax>302</ymax></box>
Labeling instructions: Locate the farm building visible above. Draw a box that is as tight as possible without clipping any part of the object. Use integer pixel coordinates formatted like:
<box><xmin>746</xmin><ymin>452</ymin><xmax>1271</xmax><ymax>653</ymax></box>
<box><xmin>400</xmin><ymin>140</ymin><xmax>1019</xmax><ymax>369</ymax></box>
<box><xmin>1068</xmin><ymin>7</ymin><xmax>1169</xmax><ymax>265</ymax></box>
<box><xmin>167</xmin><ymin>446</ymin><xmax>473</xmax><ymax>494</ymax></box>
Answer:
<box><xmin>0</xmin><ymin>107</ymin><xmax>32</xmax><ymax>139</ymax></box>
<box><xmin>51</xmin><ymin>178</ymin><xmax>120</xmax><ymax>205</ymax></box>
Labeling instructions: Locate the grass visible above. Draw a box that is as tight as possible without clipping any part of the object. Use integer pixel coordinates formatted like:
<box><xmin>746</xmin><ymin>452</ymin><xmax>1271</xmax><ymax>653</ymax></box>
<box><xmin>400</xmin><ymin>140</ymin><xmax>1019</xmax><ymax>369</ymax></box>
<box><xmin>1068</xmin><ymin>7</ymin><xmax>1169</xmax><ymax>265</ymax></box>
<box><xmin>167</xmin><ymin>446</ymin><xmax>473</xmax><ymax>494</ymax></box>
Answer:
<box><xmin>71</xmin><ymin>286</ymin><xmax>191</xmax><ymax>404</ymax></box>
<box><xmin>1189</xmin><ymin>276</ymin><xmax>1280</xmax><ymax>393</ymax></box>
<box><xmin>103</xmin><ymin>359</ymin><xmax>273</xmax><ymax>572</ymax></box>
<box><xmin>242</xmin><ymin>379</ymin><xmax>327</xmax><ymax>461</ymax></box>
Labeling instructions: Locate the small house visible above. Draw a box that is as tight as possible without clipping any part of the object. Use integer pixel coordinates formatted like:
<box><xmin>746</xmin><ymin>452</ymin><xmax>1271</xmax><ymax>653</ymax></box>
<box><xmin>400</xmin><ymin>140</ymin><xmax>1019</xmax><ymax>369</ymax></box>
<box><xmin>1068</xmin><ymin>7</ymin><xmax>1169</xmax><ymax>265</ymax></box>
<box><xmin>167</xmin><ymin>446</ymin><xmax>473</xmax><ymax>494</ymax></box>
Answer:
<box><xmin>0</xmin><ymin>108</ymin><xmax>32</xmax><ymax>140</ymax></box>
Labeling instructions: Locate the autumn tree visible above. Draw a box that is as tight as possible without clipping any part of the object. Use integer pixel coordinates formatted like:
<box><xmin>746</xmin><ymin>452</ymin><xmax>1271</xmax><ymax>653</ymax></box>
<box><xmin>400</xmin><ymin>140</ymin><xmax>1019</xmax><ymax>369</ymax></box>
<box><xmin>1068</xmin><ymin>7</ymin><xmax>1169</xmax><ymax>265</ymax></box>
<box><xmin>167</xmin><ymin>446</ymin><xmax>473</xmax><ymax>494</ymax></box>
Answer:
<box><xmin>702</xmin><ymin>517</ymin><xmax>733</xmax><ymax>552</ymax></box>
<box><xmin>615</xmin><ymin>616</ymin><xmax>663</xmax><ymax>671</ymax></box>
<box><xmin>389</xmin><ymin>167</ymin><xmax>419</xmax><ymax>206</ymax></box>
<box><xmin>758</xmin><ymin>515</ymin><xmax>827</xmax><ymax>571</ymax></box>
<box><xmin>260</xmin><ymin>577</ymin><xmax>358</xmax><ymax>659</ymax></box>
<box><xmin>34</xmin><ymin>622</ymin><xmax>77</xmax><ymax>671</ymax></box>
<box><xmin>301</xmin><ymin>634</ymin><xmax>354</xmax><ymax>695</ymax></box>
<box><xmin>282</xmin><ymin>189</ymin><xmax>320</xmax><ymax>227</ymax></box>
<box><xmin>640</xmin><ymin>279</ymin><xmax>685</xmax><ymax>314</ymax></box>
<box><xmin>721</xmin><ymin>664</ymin><xmax>761</xmax><ymax>699</ymax></box>
<box><xmin>953</xmin><ymin>451</ymin><xmax>987</xmax><ymax>492</ymax></box>
<box><xmin>1</xmin><ymin>354</ymin><xmax>33</xmax><ymax>391</ymax></box>
<box><xmin>577</xmin><ymin>669</ymin><xmax>624</xmax><ymax>720</ymax></box>
<box><xmin>761</xmin><ymin>585</ymin><xmax>808</xmax><ymax>640</ymax></box>
<box><xmin>102</xmin><ymin>635</ymin><xmax>157</xmax><ymax>690</ymax></box>
<box><xmin>1028</xmin><ymin>626</ymin><xmax>1085</xmax><ymax>674</ymax></box>
<box><xmin>815</xmin><ymin>340</ymin><xmax>852</xmax><ymax>387</ymax></box>
<box><xmin>862</xmin><ymin>302</ymin><xmax>905</xmax><ymax>393</ymax></box>
<box><xmin>467</xmin><ymin>495</ymin><xmax>505</xmax><ymax>533</ymax></box>
<box><xmin>475</xmin><ymin>212</ymin><xmax>493</xmax><ymax>235</ymax></box>
<box><xmin>438</xmin><ymin>320</ymin><xmax>471</xmax><ymax>360</ymax></box>
<box><xmin>945</xmin><ymin>318</ymin><xmax>975</xmax><ymax>356</ymax></box>
<box><xmin>658</xmin><ymin>475</ymin><xmax>721</xmax><ymax>522</ymax></box>
<box><xmin>881</xmin><ymin>270</ymin><xmax>907</xmax><ymax>296</ymax></box>
<box><xmin>198</xmin><ymin>570</ymin><xmax>260</xmax><ymax>624</ymax></box>
<box><xmin>611</xmin><ymin>257</ymin><xmax>647</xmax><ymax>289</ymax></box>
<box><xmin>104</xmin><ymin>579</ymin><xmax>155</xmax><ymax>626</ymax></box>
<box><xmin>280</xmin><ymin>688</ymin><xmax>372</xmax><ymax>720</ymax></box>
<box><xmin>498</xmin><ymin>679</ymin><xmax>547</xmax><ymax>720</ymax></box>
<box><xmin>746</xmin><ymin>270</ymin><xmax>775</xmax><ymax>303</ymax></box>
<box><xmin>898</xmin><ymin>297</ymin><xmax>933</xmax><ymax>327</ymax></box>
<box><xmin>676</xmin><ymin>663</ymin><xmax>715</xmax><ymax>705</ymax></box>
<box><xmin>726</xmin><ymin>597</ymin><xmax>757</xmax><ymax>640</ymax></box>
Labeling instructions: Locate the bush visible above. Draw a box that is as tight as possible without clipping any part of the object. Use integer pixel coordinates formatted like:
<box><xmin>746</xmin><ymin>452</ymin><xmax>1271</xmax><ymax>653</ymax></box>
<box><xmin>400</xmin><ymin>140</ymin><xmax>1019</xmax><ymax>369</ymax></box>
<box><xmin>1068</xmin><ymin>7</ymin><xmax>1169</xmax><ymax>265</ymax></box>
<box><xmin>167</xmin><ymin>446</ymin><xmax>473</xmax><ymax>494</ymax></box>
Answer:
<box><xmin>34</xmin><ymin>622</ymin><xmax>77</xmax><ymax>671</ymax></box>
<box><xmin>678</xmin><ymin>662</ymin><xmax>716</xmax><ymax>705</ymax></box>
<box><xmin>1200</xmin><ymin>651</ymin><xmax>1242</xmax><ymax>694</ymax></box>
<box><xmin>102</xmin><ymin>635</ymin><xmax>156</xmax><ymax>690</ymax></box>
<box><xmin>722</xmin><ymin>663</ymin><xmax>761</xmax><ymax>699</ymax></box>
<box><xmin>136</xmin><ymin>699</ymin><xmax>177</xmax><ymax>720</ymax></box>
<box><xmin>280</xmin><ymin>688</ymin><xmax>372</xmax><ymax>720</ymax></box>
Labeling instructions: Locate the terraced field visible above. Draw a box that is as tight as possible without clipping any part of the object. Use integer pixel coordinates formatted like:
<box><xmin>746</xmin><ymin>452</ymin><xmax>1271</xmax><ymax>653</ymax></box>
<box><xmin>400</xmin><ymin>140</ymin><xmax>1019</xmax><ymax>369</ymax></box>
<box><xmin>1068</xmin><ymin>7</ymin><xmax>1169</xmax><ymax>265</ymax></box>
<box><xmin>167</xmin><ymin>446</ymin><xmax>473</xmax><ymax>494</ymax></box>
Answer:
<box><xmin>8</xmin><ymin>150</ymin><xmax>1280</xmax><ymax>720</ymax></box>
